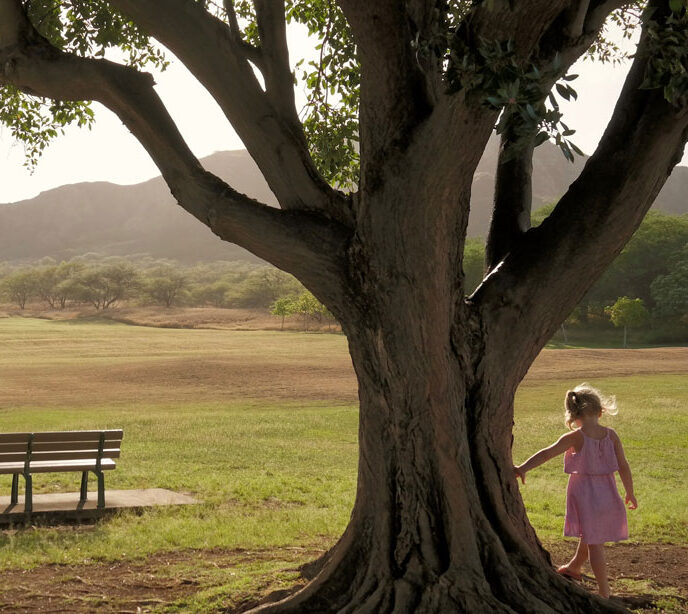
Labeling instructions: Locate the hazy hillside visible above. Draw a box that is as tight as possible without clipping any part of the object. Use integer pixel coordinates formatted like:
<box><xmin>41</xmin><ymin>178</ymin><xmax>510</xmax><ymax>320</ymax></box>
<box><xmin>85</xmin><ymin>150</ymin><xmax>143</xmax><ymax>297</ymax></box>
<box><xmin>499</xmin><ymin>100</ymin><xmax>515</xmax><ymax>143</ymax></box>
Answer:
<box><xmin>1</xmin><ymin>141</ymin><xmax>686</xmax><ymax>263</ymax></box>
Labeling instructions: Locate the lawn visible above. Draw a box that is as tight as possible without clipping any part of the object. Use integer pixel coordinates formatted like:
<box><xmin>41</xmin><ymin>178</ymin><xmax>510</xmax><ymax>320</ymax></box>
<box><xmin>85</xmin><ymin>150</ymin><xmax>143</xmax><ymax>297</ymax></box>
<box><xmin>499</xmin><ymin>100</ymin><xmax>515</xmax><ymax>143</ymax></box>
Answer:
<box><xmin>0</xmin><ymin>317</ymin><xmax>686</xmax><ymax>611</ymax></box>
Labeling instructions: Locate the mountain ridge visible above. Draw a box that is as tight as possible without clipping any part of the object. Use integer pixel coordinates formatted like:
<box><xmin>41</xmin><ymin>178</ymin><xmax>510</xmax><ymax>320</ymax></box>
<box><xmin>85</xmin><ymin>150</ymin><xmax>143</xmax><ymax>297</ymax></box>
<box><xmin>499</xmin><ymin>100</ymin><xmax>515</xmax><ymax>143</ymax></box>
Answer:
<box><xmin>1</xmin><ymin>140</ymin><xmax>686</xmax><ymax>263</ymax></box>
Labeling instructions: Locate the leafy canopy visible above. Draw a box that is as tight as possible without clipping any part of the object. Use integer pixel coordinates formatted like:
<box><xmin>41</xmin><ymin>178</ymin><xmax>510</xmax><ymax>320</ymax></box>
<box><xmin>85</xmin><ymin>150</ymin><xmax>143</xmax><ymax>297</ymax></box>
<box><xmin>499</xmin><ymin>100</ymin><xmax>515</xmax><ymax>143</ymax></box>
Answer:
<box><xmin>605</xmin><ymin>296</ymin><xmax>650</xmax><ymax>328</ymax></box>
<box><xmin>2</xmin><ymin>0</ymin><xmax>166</xmax><ymax>169</ymax></box>
<box><xmin>651</xmin><ymin>245</ymin><xmax>688</xmax><ymax>319</ymax></box>
<box><xmin>3</xmin><ymin>0</ymin><xmax>686</xmax><ymax>181</ymax></box>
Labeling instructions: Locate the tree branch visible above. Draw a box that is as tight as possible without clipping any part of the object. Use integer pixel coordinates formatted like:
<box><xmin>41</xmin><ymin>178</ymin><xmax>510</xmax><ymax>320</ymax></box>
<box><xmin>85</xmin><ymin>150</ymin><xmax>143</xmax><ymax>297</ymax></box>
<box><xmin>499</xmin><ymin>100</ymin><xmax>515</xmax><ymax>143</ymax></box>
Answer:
<box><xmin>405</xmin><ymin>0</ymin><xmax>445</xmax><ymax>96</ymax></box>
<box><xmin>253</xmin><ymin>1</ymin><xmax>299</xmax><ymax>127</ymax></box>
<box><xmin>563</xmin><ymin>0</ymin><xmax>592</xmax><ymax>39</ymax></box>
<box><xmin>472</xmin><ymin>6</ymin><xmax>688</xmax><ymax>387</ymax></box>
<box><xmin>483</xmin><ymin>0</ymin><xmax>630</xmax><ymax>272</ymax></box>
<box><xmin>0</xmin><ymin>0</ymin><xmax>350</xmax><ymax>307</ymax></box>
<box><xmin>335</xmin><ymin>0</ymin><xmax>433</xmax><ymax>192</ymax></box>
<box><xmin>107</xmin><ymin>0</ymin><xmax>353</xmax><ymax>225</ymax></box>
<box><xmin>223</xmin><ymin>0</ymin><xmax>266</xmax><ymax>72</ymax></box>
<box><xmin>465</xmin><ymin>0</ymin><xmax>625</xmax><ymax>61</ymax></box>
<box><xmin>485</xmin><ymin>132</ymin><xmax>535</xmax><ymax>270</ymax></box>
<box><xmin>465</xmin><ymin>0</ymin><xmax>571</xmax><ymax>59</ymax></box>
<box><xmin>585</xmin><ymin>1</ymin><xmax>631</xmax><ymax>34</ymax></box>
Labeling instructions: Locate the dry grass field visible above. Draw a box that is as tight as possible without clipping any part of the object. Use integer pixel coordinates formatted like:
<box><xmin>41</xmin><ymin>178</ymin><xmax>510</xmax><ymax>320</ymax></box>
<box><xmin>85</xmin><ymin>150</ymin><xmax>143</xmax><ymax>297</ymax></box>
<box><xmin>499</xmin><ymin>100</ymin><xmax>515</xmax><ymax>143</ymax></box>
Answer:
<box><xmin>0</xmin><ymin>304</ymin><xmax>338</xmax><ymax>332</ymax></box>
<box><xmin>0</xmin><ymin>314</ymin><xmax>686</xmax><ymax>410</ymax></box>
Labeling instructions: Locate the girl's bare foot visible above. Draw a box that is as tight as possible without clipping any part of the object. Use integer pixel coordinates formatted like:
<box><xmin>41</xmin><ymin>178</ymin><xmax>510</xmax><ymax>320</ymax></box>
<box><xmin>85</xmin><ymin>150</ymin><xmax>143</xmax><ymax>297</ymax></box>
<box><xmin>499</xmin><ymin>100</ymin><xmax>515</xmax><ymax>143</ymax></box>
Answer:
<box><xmin>556</xmin><ymin>565</ymin><xmax>582</xmax><ymax>580</ymax></box>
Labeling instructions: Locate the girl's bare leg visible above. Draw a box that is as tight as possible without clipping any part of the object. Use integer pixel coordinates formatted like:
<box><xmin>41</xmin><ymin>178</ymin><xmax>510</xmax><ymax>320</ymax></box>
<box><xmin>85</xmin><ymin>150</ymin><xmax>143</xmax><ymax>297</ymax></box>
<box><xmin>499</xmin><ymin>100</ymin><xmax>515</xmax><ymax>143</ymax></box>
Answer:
<box><xmin>588</xmin><ymin>543</ymin><xmax>610</xmax><ymax>598</ymax></box>
<box><xmin>564</xmin><ymin>539</ymin><xmax>589</xmax><ymax>574</ymax></box>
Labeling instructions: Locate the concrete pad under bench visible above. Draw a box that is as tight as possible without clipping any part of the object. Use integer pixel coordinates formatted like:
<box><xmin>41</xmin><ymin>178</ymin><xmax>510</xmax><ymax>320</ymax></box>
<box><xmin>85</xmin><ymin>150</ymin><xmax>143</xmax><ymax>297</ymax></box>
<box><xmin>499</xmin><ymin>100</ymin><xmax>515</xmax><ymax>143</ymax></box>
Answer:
<box><xmin>0</xmin><ymin>488</ymin><xmax>198</xmax><ymax>524</ymax></box>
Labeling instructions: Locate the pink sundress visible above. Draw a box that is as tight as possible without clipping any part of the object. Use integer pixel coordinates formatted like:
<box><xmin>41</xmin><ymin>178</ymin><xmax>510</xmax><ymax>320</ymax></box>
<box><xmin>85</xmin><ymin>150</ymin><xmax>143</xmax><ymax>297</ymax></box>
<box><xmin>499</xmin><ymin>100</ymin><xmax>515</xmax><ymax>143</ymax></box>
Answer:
<box><xmin>563</xmin><ymin>427</ymin><xmax>628</xmax><ymax>545</ymax></box>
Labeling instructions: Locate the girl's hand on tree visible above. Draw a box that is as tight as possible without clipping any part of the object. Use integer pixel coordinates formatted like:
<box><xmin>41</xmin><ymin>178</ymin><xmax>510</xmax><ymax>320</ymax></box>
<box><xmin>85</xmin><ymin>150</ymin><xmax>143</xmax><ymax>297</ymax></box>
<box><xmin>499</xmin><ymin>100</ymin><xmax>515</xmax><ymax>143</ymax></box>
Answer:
<box><xmin>513</xmin><ymin>466</ymin><xmax>526</xmax><ymax>484</ymax></box>
<box><xmin>625</xmin><ymin>493</ymin><xmax>638</xmax><ymax>510</ymax></box>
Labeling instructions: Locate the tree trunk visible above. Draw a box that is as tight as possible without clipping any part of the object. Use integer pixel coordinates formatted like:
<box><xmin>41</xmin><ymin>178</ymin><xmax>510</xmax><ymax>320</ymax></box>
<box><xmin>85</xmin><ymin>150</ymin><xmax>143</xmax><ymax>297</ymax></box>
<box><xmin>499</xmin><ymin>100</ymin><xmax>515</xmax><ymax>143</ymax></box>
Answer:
<box><xmin>251</xmin><ymin>180</ymin><xmax>627</xmax><ymax>614</ymax></box>
<box><xmin>252</xmin><ymin>310</ymin><xmax>625</xmax><ymax>613</ymax></box>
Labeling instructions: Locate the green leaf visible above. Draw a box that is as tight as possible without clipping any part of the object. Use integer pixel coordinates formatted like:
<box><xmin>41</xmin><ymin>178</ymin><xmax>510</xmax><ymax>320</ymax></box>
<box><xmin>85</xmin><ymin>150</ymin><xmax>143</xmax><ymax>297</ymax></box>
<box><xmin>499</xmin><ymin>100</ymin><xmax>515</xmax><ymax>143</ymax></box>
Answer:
<box><xmin>569</xmin><ymin>142</ymin><xmax>585</xmax><ymax>156</ymax></box>
<box><xmin>560</xmin><ymin>142</ymin><xmax>574</xmax><ymax>163</ymax></box>
<box><xmin>555</xmin><ymin>83</ymin><xmax>571</xmax><ymax>100</ymax></box>
<box><xmin>534</xmin><ymin>131</ymin><xmax>550</xmax><ymax>147</ymax></box>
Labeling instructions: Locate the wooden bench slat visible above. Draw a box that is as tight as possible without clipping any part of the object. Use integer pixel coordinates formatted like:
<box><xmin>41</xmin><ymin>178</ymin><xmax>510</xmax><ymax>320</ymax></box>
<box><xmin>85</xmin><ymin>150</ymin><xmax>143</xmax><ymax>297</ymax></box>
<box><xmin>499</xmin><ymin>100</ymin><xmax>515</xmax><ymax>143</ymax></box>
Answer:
<box><xmin>0</xmin><ymin>449</ymin><xmax>121</xmax><ymax>463</ymax></box>
<box><xmin>0</xmin><ymin>433</ymin><xmax>32</xmax><ymax>444</ymax></box>
<box><xmin>0</xmin><ymin>458</ymin><xmax>116</xmax><ymax>475</ymax></box>
<box><xmin>0</xmin><ymin>442</ymin><xmax>32</xmax><ymax>453</ymax></box>
<box><xmin>0</xmin><ymin>454</ymin><xmax>26</xmax><ymax>463</ymax></box>
<box><xmin>33</xmin><ymin>440</ymin><xmax>121</xmax><ymax>452</ymax></box>
<box><xmin>0</xmin><ymin>430</ymin><xmax>123</xmax><ymax>444</ymax></box>
<box><xmin>33</xmin><ymin>430</ymin><xmax>123</xmax><ymax>443</ymax></box>
<box><xmin>0</xmin><ymin>440</ymin><xmax>122</xmax><ymax>453</ymax></box>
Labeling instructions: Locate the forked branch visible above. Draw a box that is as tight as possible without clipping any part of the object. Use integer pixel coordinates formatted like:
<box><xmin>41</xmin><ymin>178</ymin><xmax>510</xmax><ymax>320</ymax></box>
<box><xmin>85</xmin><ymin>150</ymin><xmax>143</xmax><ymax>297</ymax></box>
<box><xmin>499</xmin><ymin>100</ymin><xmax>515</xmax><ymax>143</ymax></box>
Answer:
<box><xmin>0</xmin><ymin>0</ymin><xmax>350</xmax><ymax>306</ymax></box>
<box><xmin>253</xmin><ymin>1</ymin><xmax>300</xmax><ymax>126</ymax></box>
<box><xmin>483</xmin><ymin>0</ymin><xmax>630</xmax><ymax>272</ymax></box>
<box><xmin>472</xmin><ymin>3</ymin><xmax>688</xmax><ymax>386</ymax></box>
<box><xmin>335</xmin><ymin>0</ymin><xmax>433</xmax><ymax>186</ymax></box>
<box><xmin>108</xmin><ymin>0</ymin><xmax>353</xmax><ymax>225</ymax></box>
<box><xmin>223</xmin><ymin>0</ymin><xmax>266</xmax><ymax>70</ymax></box>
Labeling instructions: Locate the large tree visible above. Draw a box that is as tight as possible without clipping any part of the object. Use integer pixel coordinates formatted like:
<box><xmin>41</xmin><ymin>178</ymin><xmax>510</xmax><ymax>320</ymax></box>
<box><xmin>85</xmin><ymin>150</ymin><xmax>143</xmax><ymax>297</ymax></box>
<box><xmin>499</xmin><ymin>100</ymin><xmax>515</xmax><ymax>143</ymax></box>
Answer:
<box><xmin>2</xmin><ymin>0</ymin><xmax>687</xmax><ymax>611</ymax></box>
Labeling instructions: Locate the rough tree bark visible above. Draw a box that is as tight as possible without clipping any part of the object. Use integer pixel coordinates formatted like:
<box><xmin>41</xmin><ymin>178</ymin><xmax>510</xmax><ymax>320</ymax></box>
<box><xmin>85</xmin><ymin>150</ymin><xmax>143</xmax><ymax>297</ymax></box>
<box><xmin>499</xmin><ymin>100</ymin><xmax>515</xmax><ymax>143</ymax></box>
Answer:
<box><xmin>2</xmin><ymin>0</ymin><xmax>687</xmax><ymax>612</ymax></box>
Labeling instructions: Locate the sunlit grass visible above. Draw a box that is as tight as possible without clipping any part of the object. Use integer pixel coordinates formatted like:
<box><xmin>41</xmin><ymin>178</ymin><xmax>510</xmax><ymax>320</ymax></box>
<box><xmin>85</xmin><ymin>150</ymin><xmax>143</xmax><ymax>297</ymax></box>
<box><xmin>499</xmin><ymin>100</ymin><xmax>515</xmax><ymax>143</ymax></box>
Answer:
<box><xmin>0</xmin><ymin>317</ymin><xmax>685</xmax><ymax>579</ymax></box>
<box><xmin>0</xmin><ymin>400</ymin><xmax>356</xmax><ymax>569</ymax></box>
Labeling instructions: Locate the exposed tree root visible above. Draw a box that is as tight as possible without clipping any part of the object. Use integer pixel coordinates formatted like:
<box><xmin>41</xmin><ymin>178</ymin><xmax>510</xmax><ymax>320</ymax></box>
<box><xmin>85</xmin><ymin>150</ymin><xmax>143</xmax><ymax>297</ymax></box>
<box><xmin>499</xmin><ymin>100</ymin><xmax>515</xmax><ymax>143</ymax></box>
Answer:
<box><xmin>248</xmin><ymin>534</ymin><xmax>630</xmax><ymax>614</ymax></box>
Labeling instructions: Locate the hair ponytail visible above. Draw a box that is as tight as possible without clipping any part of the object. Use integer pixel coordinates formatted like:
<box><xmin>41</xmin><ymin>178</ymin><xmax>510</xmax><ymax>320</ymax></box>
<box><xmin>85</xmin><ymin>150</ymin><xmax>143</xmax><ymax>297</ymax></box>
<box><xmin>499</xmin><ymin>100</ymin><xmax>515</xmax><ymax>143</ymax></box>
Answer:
<box><xmin>565</xmin><ymin>390</ymin><xmax>582</xmax><ymax>428</ymax></box>
<box><xmin>564</xmin><ymin>383</ymin><xmax>617</xmax><ymax>428</ymax></box>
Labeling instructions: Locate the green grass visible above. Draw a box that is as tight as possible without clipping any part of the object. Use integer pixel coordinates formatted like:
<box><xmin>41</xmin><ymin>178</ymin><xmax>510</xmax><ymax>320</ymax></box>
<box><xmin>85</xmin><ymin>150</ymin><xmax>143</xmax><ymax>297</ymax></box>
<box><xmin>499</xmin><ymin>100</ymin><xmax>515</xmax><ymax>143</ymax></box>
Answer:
<box><xmin>0</xmin><ymin>400</ymin><xmax>357</xmax><ymax>569</ymax></box>
<box><xmin>161</xmin><ymin>554</ymin><xmax>309</xmax><ymax>613</ymax></box>
<box><xmin>546</xmin><ymin>325</ymin><xmax>688</xmax><ymax>349</ymax></box>
<box><xmin>1</xmin><ymin>376</ymin><xmax>685</xmax><ymax>572</ymax></box>
<box><xmin>0</xmin><ymin>317</ymin><xmax>686</xmax><ymax>597</ymax></box>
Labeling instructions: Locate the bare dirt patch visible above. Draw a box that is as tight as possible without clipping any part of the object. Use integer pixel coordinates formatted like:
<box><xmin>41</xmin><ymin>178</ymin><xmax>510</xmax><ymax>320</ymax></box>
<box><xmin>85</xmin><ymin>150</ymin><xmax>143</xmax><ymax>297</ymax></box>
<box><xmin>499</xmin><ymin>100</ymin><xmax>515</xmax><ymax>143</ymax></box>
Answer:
<box><xmin>547</xmin><ymin>541</ymin><xmax>688</xmax><ymax>613</ymax></box>
<box><xmin>0</xmin><ymin>546</ymin><xmax>319</xmax><ymax>614</ymax></box>
<box><xmin>0</xmin><ymin>543</ymin><xmax>684</xmax><ymax>613</ymax></box>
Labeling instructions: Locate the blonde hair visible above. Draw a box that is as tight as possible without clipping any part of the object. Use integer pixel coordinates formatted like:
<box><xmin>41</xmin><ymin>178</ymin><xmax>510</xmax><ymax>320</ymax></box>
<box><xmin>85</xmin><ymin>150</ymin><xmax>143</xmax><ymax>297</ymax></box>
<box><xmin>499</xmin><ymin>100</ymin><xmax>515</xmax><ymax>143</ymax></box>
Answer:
<box><xmin>564</xmin><ymin>383</ymin><xmax>618</xmax><ymax>429</ymax></box>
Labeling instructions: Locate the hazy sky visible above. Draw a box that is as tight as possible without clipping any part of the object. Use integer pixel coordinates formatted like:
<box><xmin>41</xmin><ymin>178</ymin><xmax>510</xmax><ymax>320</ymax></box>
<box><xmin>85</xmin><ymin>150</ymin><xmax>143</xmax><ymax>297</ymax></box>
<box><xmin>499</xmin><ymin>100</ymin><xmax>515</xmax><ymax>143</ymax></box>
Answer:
<box><xmin>1</xmin><ymin>25</ymin><xmax>686</xmax><ymax>204</ymax></box>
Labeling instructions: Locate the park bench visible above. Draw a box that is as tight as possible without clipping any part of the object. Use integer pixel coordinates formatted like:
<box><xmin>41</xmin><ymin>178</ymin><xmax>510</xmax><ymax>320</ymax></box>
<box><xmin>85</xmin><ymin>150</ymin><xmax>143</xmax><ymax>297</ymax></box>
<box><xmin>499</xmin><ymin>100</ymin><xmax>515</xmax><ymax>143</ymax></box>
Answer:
<box><xmin>0</xmin><ymin>429</ymin><xmax>123</xmax><ymax>513</ymax></box>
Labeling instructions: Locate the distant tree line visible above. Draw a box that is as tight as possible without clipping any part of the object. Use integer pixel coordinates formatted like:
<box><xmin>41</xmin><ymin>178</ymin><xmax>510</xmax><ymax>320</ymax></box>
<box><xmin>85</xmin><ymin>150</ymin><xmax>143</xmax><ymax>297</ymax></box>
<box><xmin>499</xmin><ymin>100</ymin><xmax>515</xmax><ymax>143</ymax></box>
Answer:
<box><xmin>464</xmin><ymin>210</ymin><xmax>688</xmax><ymax>344</ymax></box>
<box><xmin>0</xmin><ymin>257</ymin><xmax>308</xmax><ymax>312</ymax></box>
<box><xmin>0</xmin><ymin>210</ymin><xmax>686</xmax><ymax>341</ymax></box>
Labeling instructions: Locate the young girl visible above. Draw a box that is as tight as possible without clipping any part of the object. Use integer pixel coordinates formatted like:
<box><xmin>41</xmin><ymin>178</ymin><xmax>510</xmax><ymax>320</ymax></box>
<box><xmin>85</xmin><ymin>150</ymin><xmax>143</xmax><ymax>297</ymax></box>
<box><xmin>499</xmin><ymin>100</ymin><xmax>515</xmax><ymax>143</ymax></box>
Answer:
<box><xmin>514</xmin><ymin>384</ymin><xmax>638</xmax><ymax>598</ymax></box>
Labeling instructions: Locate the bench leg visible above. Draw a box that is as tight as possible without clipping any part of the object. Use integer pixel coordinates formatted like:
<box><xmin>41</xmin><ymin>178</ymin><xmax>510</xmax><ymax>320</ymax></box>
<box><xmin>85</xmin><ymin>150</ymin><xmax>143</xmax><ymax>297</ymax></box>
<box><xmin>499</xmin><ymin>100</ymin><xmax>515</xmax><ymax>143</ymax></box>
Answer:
<box><xmin>80</xmin><ymin>471</ymin><xmax>89</xmax><ymax>502</ymax></box>
<box><xmin>24</xmin><ymin>474</ymin><xmax>32</xmax><ymax>514</ymax></box>
<box><xmin>11</xmin><ymin>474</ymin><xmax>19</xmax><ymax>505</ymax></box>
<box><xmin>96</xmin><ymin>472</ymin><xmax>105</xmax><ymax>509</ymax></box>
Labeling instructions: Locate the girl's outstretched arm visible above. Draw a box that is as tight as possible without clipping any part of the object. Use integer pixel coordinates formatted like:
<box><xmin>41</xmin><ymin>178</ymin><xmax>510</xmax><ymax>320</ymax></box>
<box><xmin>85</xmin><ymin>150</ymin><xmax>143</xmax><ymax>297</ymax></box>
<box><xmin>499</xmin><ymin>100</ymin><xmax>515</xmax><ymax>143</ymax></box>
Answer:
<box><xmin>610</xmin><ymin>429</ymin><xmax>638</xmax><ymax>509</ymax></box>
<box><xmin>514</xmin><ymin>431</ymin><xmax>580</xmax><ymax>484</ymax></box>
